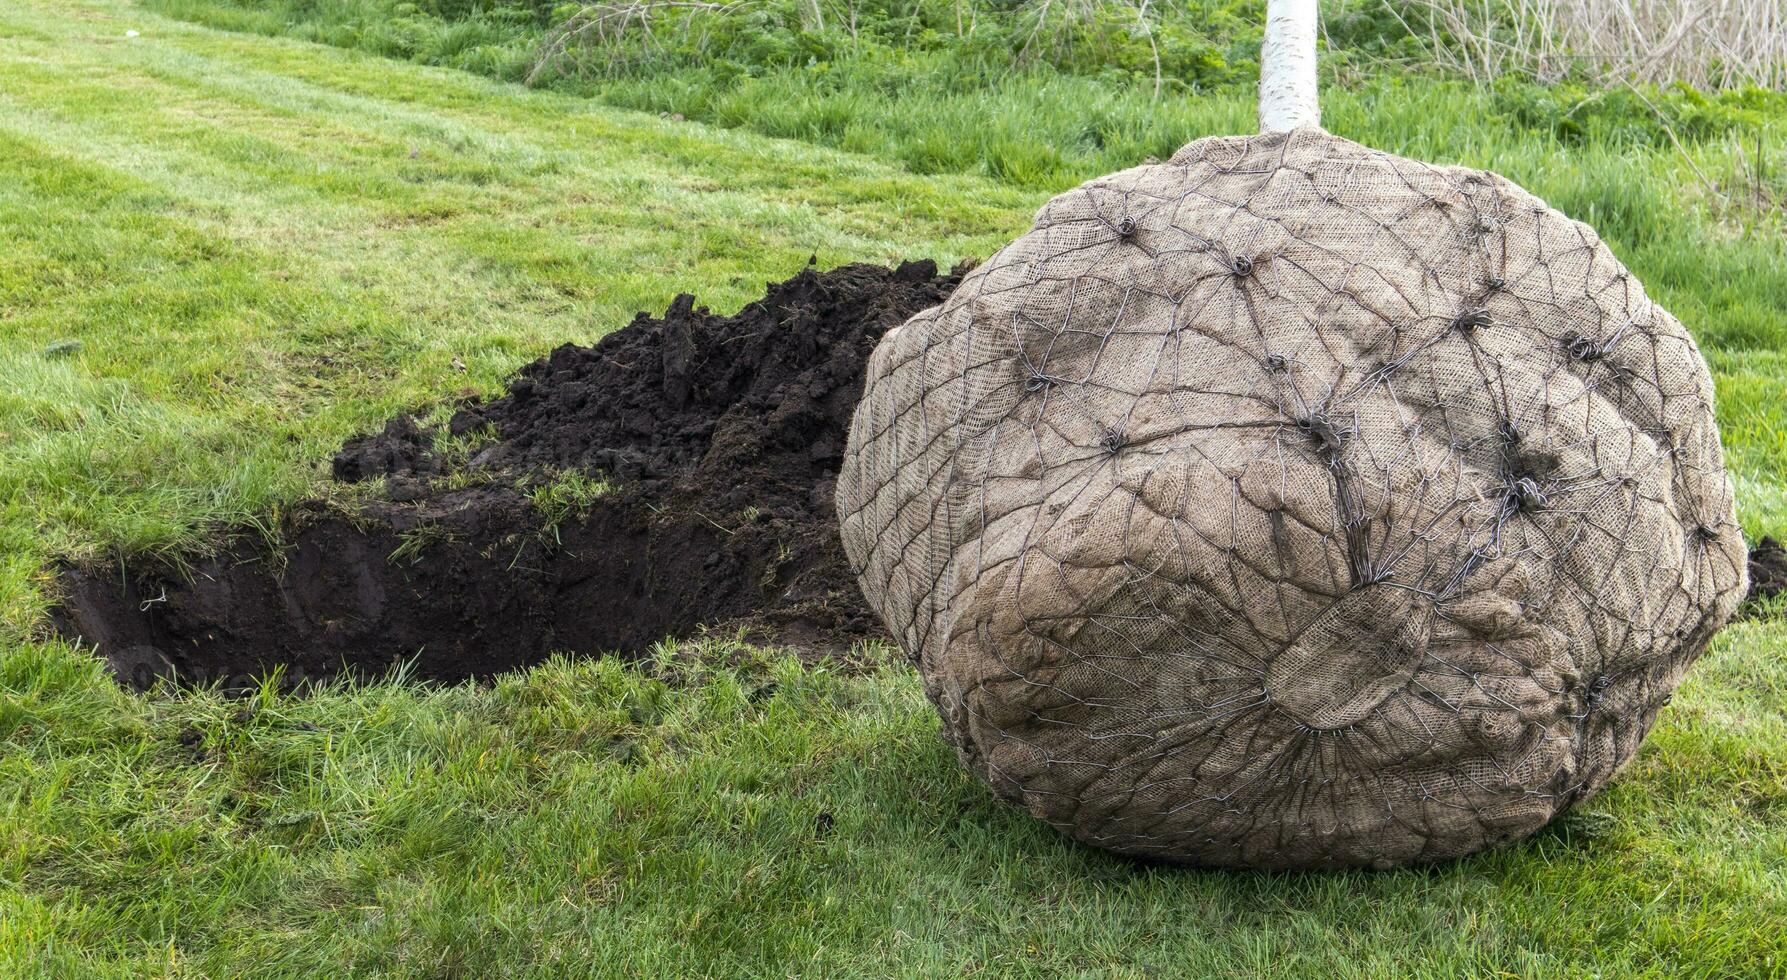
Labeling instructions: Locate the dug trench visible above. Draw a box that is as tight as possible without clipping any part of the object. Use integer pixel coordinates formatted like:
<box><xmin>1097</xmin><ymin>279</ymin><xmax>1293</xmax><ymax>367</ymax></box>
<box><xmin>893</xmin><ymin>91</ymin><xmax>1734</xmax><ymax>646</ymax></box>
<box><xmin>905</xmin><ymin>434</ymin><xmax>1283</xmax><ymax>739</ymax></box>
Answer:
<box><xmin>52</xmin><ymin>260</ymin><xmax>962</xmax><ymax>691</ymax></box>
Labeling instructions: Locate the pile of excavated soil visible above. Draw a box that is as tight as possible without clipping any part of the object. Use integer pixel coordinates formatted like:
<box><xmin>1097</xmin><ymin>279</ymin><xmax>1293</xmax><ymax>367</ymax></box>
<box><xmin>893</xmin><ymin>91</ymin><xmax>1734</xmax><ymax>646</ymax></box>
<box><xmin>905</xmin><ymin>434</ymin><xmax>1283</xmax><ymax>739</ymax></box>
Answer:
<box><xmin>54</xmin><ymin>260</ymin><xmax>960</xmax><ymax>690</ymax></box>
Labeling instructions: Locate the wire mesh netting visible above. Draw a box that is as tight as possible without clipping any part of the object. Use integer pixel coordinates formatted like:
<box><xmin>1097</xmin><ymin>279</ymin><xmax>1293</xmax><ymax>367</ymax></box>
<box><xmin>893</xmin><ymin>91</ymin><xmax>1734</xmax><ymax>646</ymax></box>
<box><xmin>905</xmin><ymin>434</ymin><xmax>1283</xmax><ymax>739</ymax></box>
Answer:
<box><xmin>837</xmin><ymin>128</ymin><xmax>1748</xmax><ymax>868</ymax></box>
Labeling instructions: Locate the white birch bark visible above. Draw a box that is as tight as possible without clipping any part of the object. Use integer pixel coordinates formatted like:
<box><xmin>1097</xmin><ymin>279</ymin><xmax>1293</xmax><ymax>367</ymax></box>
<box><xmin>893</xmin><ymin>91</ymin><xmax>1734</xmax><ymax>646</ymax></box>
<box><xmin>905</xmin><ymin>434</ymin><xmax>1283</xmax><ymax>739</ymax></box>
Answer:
<box><xmin>1259</xmin><ymin>0</ymin><xmax>1321</xmax><ymax>133</ymax></box>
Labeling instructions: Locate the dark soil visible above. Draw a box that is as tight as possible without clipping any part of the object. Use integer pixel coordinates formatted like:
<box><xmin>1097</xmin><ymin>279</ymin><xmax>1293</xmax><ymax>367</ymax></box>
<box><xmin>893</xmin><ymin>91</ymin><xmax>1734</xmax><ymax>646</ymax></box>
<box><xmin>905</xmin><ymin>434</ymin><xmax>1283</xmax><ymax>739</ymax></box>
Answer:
<box><xmin>54</xmin><ymin>259</ymin><xmax>959</xmax><ymax>690</ymax></box>
<box><xmin>1748</xmin><ymin>536</ymin><xmax>1787</xmax><ymax>604</ymax></box>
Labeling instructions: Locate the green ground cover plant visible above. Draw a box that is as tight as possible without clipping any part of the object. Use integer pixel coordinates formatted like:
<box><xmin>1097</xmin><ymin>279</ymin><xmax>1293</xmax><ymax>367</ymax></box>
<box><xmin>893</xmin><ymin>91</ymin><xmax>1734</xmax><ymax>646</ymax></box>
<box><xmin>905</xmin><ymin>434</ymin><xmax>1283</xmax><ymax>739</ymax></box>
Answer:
<box><xmin>2</xmin><ymin>0</ymin><xmax>1785</xmax><ymax>975</ymax></box>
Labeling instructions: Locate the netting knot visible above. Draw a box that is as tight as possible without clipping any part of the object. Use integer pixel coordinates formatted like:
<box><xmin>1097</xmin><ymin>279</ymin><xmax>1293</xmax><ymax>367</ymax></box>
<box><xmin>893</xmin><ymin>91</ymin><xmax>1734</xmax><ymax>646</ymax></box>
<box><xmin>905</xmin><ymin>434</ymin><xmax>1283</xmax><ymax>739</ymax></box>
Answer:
<box><xmin>1299</xmin><ymin>415</ymin><xmax>1346</xmax><ymax>459</ymax></box>
<box><xmin>1263</xmin><ymin>353</ymin><xmax>1289</xmax><ymax>373</ymax></box>
<box><xmin>1505</xmin><ymin>475</ymin><xmax>1548</xmax><ymax>514</ymax></box>
<box><xmin>1566</xmin><ymin>334</ymin><xmax>1605</xmax><ymax>362</ymax></box>
<box><xmin>1587</xmin><ymin>674</ymin><xmax>1614</xmax><ymax>705</ymax></box>
<box><xmin>1453</xmin><ymin>308</ymin><xmax>1492</xmax><ymax>333</ymax></box>
<box><xmin>1099</xmin><ymin>427</ymin><xmax>1127</xmax><ymax>454</ymax></box>
<box><xmin>1229</xmin><ymin>254</ymin><xmax>1254</xmax><ymax>277</ymax></box>
<box><xmin>1116</xmin><ymin>216</ymin><xmax>1138</xmax><ymax>238</ymax></box>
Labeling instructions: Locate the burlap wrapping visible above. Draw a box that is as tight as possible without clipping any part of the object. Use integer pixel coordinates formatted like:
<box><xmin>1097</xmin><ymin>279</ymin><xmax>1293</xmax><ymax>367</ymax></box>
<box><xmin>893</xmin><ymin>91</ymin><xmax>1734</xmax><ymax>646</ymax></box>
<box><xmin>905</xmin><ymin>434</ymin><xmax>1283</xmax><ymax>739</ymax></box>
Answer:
<box><xmin>837</xmin><ymin>128</ymin><xmax>1748</xmax><ymax>868</ymax></box>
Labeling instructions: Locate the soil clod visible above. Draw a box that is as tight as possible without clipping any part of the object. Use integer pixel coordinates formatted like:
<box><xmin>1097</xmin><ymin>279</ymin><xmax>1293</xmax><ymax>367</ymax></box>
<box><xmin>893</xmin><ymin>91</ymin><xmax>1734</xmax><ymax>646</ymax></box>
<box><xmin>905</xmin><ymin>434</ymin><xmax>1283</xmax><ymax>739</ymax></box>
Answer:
<box><xmin>1748</xmin><ymin>535</ymin><xmax>1787</xmax><ymax>603</ymax></box>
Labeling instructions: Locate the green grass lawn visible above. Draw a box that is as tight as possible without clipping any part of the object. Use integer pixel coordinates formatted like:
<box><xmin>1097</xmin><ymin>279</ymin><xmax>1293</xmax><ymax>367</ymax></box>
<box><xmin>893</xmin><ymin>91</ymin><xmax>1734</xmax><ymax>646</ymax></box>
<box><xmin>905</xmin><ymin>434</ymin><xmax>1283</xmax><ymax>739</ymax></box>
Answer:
<box><xmin>3</xmin><ymin>0</ymin><xmax>1786</xmax><ymax>975</ymax></box>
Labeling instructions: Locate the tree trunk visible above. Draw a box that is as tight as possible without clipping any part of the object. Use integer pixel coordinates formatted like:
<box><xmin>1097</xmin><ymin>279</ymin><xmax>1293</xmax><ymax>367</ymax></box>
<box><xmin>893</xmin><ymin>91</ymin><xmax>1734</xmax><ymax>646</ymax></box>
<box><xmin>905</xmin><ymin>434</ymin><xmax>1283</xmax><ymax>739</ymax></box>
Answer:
<box><xmin>1259</xmin><ymin>0</ymin><xmax>1321</xmax><ymax>133</ymax></box>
